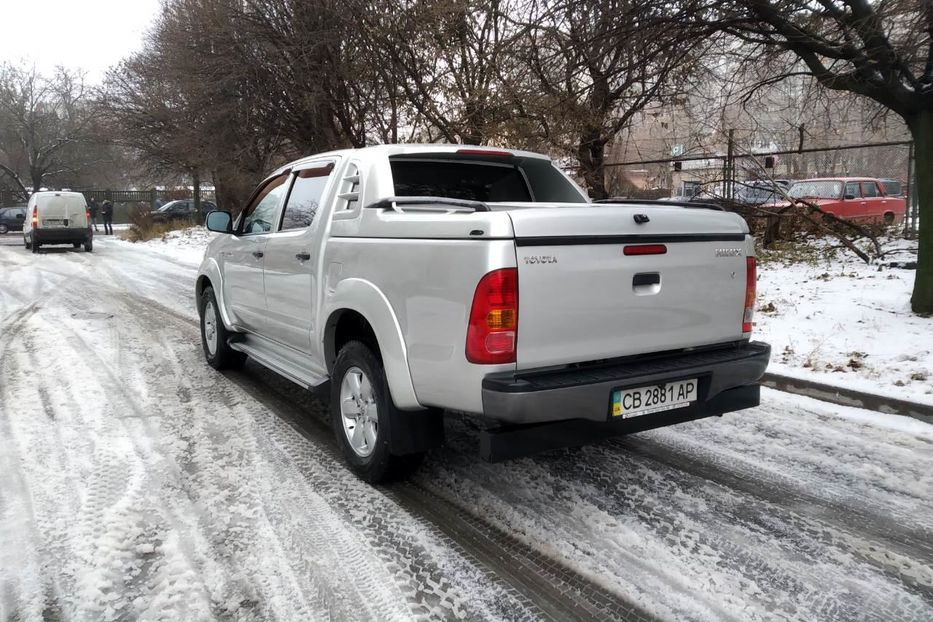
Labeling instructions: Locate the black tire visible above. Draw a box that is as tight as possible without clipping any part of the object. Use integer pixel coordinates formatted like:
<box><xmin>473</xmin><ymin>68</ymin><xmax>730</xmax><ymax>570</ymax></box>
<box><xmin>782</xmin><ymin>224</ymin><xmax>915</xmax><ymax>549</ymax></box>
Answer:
<box><xmin>0</xmin><ymin>224</ymin><xmax>8</xmax><ymax>234</ymax></box>
<box><xmin>883</xmin><ymin>212</ymin><xmax>895</xmax><ymax>225</ymax></box>
<box><xmin>84</xmin><ymin>240</ymin><xmax>93</xmax><ymax>252</ymax></box>
<box><xmin>73</xmin><ymin>242</ymin><xmax>81</xmax><ymax>248</ymax></box>
<box><xmin>198</xmin><ymin>285</ymin><xmax>246</xmax><ymax>370</ymax></box>
<box><xmin>31</xmin><ymin>239</ymin><xmax>39</xmax><ymax>254</ymax></box>
<box><xmin>331</xmin><ymin>340</ymin><xmax>425</xmax><ymax>483</ymax></box>
<box><xmin>24</xmin><ymin>236</ymin><xmax>31</xmax><ymax>250</ymax></box>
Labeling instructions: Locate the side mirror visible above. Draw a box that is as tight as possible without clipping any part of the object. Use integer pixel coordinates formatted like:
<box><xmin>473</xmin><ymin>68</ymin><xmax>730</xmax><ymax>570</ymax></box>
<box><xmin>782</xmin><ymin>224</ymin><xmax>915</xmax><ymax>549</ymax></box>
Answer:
<box><xmin>205</xmin><ymin>210</ymin><xmax>233</xmax><ymax>233</ymax></box>
<box><xmin>843</xmin><ymin>194</ymin><xmax>856</xmax><ymax>200</ymax></box>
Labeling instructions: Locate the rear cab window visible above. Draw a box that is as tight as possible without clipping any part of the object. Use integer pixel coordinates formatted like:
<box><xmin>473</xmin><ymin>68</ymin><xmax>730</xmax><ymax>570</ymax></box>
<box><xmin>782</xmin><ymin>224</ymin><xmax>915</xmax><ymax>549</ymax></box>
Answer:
<box><xmin>389</xmin><ymin>152</ymin><xmax>587</xmax><ymax>204</ymax></box>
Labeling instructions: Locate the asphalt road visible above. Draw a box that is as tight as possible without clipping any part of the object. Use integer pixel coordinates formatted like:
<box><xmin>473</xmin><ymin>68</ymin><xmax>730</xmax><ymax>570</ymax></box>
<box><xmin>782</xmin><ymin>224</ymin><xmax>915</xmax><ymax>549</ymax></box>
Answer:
<box><xmin>1</xmin><ymin>233</ymin><xmax>930</xmax><ymax>622</ymax></box>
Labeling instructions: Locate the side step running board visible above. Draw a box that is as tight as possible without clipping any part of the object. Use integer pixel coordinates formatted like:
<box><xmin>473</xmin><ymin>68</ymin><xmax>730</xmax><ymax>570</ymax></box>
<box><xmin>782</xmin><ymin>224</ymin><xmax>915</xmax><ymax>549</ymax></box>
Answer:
<box><xmin>229</xmin><ymin>335</ymin><xmax>326</xmax><ymax>391</ymax></box>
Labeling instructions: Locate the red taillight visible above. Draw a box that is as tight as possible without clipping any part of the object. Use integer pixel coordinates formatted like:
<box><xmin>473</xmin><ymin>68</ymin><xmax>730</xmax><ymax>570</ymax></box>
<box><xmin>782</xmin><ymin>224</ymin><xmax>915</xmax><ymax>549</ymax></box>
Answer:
<box><xmin>466</xmin><ymin>268</ymin><xmax>518</xmax><ymax>364</ymax></box>
<box><xmin>623</xmin><ymin>244</ymin><xmax>667</xmax><ymax>256</ymax></box>
<box><xmin>31</xmin><ymin>206</ymin><xmax>38</xmax><ymax>226</ymax></box>
<box><xmin>743</xmin><ymin>256</ymin><xmax>756</xmax><ymax>333</ymax></box>
<box><xmin>456</xmin><ymin>149</ymin><xmax>513</xmax><ymax>158</ymax></box>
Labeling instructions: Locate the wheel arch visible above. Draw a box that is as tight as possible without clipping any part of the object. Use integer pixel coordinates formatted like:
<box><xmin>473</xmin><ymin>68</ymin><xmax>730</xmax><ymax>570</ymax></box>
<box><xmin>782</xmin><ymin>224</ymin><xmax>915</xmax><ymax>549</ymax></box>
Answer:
<box><xmin>323</xmin><ymin>279</ymin><xmax>421</xmax><ymax>410</ymax></box>
<box><xmin>196</xmin><ymin>260</ymin><xmax>236</xmax><ymax>330</ymax></box>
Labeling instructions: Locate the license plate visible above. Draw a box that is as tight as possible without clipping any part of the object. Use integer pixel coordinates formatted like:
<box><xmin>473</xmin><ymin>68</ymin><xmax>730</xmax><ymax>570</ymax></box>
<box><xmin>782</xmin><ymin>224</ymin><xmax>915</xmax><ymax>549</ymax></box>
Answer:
<box><xmin>611</xmin><ymin>378</ymin><xmax>697</xmax><ymax>419</ymax></box>
<box><xmin>43</xmin><ymin>219</ymin><xmax>63</xmax><ymax>227</ymax></box>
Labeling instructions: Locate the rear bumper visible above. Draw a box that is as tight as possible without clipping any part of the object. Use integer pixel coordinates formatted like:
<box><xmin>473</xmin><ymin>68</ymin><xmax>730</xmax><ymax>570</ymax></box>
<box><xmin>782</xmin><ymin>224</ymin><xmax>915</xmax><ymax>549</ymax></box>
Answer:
<box><xmin>33</xmin><ymin>227</ymin><xmax>91</xmax><ymax>244</ymax></box>
<box><xmin>482</xmin><ymin>341</ymin><xmax>770</xmax><ymax>424</ymax></box>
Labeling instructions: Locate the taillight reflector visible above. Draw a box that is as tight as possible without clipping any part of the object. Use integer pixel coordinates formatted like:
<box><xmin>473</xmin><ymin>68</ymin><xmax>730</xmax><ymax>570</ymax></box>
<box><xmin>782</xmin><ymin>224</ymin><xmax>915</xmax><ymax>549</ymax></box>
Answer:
<box><xmin>623</xmin><ymin>244</ymin><xmax>667</xmax><ymax>256</ymax></box>
<box><xmin>466</xmin><ymin>268</ymin><xmax>518</xmax><ymax>364</ymax></box>
<box><xmin>31</xmin><ymin>206</ymin><xmax>38</xmax><ymax>226</ymax></box>
<box><xmin>743</xmin><ymin>256</ymin><xmax>756</xmax><ymax>333</ymax></box>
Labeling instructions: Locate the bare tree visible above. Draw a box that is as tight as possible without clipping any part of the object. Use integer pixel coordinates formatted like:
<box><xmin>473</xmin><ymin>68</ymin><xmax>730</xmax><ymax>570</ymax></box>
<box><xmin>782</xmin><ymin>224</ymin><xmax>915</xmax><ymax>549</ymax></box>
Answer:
<box><xmin>359</xmin><ymin>0</ymin><xmax>523</xmax><ymax>144</ymax></box>
<box><xmin>0</xmin><ymin>64</ymin><xmax>96</xmax><ymax>195</ymax></box>
<box><xmin>687</xmin><ymin>0</ymin><xmax>933</xmax><ymax>311</ymax></box>
<box><xmin>505</xmin><ymin>0</ymin><xmax>709</xmax><ymax>199</ymax></box>
<box><xmin>102</xmin><ymin>0</ymin><xmax>288</xmax><ymax>213</ymax></box>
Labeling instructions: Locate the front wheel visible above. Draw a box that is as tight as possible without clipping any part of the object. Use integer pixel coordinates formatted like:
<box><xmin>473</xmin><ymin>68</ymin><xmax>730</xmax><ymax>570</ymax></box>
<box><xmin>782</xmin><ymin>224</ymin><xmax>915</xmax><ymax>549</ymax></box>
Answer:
<box><xmin>331</xmin><ymin>341</ymin><xmax>424</xmax><ymax>483</ymax></box>
<box><xmin>0</xmin><ymin>224</ymin><xmax>8</xmax><ymax>234</ymax></box>
<box><xmin>198</xmin><ymin>285</ymin><xmax>246</xmax><ymax>370</ymax></box>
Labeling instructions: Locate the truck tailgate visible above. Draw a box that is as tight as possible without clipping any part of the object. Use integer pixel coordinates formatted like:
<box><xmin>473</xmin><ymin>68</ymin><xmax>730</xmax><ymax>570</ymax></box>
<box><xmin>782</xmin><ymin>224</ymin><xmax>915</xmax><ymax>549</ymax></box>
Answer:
<box><xmin>507</xmin><ymin>205</ymin><xmax>751</xmax><ymax>369</ymax></box>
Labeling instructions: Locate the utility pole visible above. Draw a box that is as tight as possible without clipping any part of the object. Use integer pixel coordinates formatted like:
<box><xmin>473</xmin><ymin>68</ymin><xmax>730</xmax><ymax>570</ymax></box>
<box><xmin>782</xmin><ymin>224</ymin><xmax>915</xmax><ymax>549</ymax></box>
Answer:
<box><xmin>725</xmin><ymin>129</ymin><xmax>735</xmax><ymax>201</ymax></box>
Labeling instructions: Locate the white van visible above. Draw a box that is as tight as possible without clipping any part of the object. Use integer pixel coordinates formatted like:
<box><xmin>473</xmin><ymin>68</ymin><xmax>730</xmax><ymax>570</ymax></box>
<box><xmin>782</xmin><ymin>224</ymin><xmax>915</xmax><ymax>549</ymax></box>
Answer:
<box><xmin>24</xmin><ymin>191</ymin><xmax>93</xmax><ymax>253</ymax></box>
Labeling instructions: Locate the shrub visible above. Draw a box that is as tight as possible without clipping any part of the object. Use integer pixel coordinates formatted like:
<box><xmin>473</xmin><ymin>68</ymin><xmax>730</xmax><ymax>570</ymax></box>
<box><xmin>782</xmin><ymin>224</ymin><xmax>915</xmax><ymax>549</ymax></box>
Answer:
<box><xmin>122</xmin><ymin>205</ymin><xmax>198</xmax><ymax>242</ymax></box>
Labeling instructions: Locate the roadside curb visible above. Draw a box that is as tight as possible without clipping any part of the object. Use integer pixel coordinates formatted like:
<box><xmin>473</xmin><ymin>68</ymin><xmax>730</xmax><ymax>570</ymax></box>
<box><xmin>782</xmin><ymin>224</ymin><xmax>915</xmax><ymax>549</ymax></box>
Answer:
<box><xmin>762</xmin><ymin>372</ymin><xmax>933</xmax><ymax>423</ymax></box>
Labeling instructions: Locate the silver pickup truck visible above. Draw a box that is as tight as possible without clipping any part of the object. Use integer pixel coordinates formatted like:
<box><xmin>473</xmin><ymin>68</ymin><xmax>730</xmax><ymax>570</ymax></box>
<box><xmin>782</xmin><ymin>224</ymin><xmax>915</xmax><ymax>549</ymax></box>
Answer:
<box><xmin>197</xmin><ymin>145</ymin><xmax>770</xmax><ymax>482</ymax></box>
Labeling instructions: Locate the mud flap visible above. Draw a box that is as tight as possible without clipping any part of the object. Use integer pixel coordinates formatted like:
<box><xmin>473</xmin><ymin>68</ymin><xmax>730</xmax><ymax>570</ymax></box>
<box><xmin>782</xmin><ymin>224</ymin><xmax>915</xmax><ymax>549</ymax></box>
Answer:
<box><xmin>388</xmin><ymin>408</ymin><xmax>445</xmax><ymax>455</ymax></box>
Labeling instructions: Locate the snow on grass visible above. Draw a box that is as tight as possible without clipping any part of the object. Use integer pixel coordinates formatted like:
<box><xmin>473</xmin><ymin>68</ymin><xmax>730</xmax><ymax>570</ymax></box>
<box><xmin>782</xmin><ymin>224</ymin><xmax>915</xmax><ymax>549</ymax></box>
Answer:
<box><xmin>755</xmin><ymin>236</ymin><xmax>932</xmax><ymax>405</ymax></box>
<box><xmin>114</xmin><ymin>225</ymin><xmax>215</xmax><ymax>267</ymax></box>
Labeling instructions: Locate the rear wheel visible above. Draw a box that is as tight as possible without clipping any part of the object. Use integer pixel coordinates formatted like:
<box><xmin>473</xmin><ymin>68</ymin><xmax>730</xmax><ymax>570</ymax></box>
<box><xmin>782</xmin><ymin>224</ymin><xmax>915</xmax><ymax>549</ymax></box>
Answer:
<box><xmin>84</xmin><ymin>240</ymin><xmax>93</xmax><ymax>252</ymax></box>
<box><xmin>331</xmin><ymin>340</ymin><xmax>425</xmax><ymax>483</ymax></box>
<box><xmin>198</xmin><ymin>285</ymin><xmax>246</xmax><ymax>370</ymax></box>
<box><xmin>73</xmin><ymin>242</ymin><xmax>81</xmax><ymax>249</ymax></box>
<box><xmin>883</xmin><ymin>212</ymin><xmax>895</xmax><ymax>225</ymax></box>
<box><xmin>24</xmin><ymin>235</ymin><xmax>31</xmax><ymax>250</ymax></box>
<box><xmin>31</xmin><ymin>238</ymin><xmax>39</xmax><ymax>254</ymax></box>
<box><xmin>0</xmin><ymin>224</ymin><xmax>8</xmax><ymax>234</ymax></box>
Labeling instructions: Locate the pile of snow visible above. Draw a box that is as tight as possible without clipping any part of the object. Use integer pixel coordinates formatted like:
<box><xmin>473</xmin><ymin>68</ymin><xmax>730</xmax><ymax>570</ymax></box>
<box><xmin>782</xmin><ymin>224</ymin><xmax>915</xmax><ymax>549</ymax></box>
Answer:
<box><xmin>755</xmin><ymin>236</ymin><xmax>932</xmax><ymax>405</ymax></box>
<box><xmin>116</xmin><ymin>226</ymin><xmax>216</xmax><ymax>266</ymax></box>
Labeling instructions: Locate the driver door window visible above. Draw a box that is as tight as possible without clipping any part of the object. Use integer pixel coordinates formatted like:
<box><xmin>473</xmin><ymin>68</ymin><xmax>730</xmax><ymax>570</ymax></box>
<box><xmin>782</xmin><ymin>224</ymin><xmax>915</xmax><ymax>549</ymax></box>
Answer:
<box><xmin>241</xmin><ymin>174</ymin><xmax>289</xmax><ymax>235</ymax></box>
<box><xmin>844</xmin><ymin>182</ymin><xmax>860</xmax><ymax>199</ymax></box>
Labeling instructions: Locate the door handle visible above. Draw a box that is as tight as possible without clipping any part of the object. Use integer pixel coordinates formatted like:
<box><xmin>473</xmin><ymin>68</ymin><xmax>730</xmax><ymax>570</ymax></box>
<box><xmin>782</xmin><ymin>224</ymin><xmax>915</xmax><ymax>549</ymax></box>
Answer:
<box><xmin>295</xmin><ymin>252</ymin><xmax>311</xmax><ymax>261</ymax></box>
<box><xmin>252</xmin><ymin>250</ymin><xmax>264</xmax><ymax>258</ymax></box>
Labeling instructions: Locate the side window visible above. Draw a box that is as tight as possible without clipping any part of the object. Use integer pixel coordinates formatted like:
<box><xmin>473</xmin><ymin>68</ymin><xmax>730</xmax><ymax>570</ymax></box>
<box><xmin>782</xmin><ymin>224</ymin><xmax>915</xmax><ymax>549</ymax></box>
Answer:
<box><xmin>844</xmin><ymin>182</ymin><xmax>860</xmax><ymax>199</ymax></box>
<box><xmin>861</xmin><ymin>181</ymin><xmax>879</xmax><ymax>198</ymax></box>
<box><xmin>280</xmin><ymin>163</ymin><xmax>333</xmax><ymax>231</ymax></box>
<box><xmin>241</xmin><ymin>174</ymin><xmax>289</xmax><ymax>235</ymax></box>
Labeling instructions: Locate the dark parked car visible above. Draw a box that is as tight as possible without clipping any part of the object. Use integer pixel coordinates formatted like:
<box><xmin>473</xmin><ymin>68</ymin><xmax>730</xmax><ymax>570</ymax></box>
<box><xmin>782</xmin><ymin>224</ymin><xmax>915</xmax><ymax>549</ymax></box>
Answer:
<box><xmin>0</xmin><ymin>206</ymin><xmax>27</xmax><ymax>234</ymax></box>
<box><xmin>151</xmin><ymin>200</ymin><xmax>216</xmax><ymax>223</ymax></box>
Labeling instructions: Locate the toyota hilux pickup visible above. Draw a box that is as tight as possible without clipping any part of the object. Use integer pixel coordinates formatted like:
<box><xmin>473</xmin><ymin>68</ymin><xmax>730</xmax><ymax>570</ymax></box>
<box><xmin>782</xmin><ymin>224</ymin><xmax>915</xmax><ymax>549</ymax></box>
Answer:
<box><xmin>197</xmin><ymin>145</ymin><xmax>770</xmax><ymax>482</ymax></box>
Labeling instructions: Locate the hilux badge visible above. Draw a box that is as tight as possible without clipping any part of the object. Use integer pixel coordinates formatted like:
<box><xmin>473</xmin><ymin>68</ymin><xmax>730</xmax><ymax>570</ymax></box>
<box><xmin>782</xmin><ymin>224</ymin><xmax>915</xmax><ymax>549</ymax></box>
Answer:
<box><xmin>715</xmin><ymin>248</ymin><xmax>742</xmax><ymax>257</ymax></box>
<box><xmin>524</xmin><ymin>255</ymin><xmax>558</xmax><ymax>264</ymax></box>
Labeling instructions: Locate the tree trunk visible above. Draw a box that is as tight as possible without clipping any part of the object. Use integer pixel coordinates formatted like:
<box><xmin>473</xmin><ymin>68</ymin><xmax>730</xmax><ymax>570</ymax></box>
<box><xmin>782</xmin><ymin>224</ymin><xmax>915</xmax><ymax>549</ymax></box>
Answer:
<box><xmin>577</xmin><ymin>133</ymin><xmax>608</xmax><ymax>200</ymax></box>
<box><xmin>907</xmin><ymin>110</ymin><xmax>933</xmax><ymax>313</ymax></box>
<box><xmin>192</xmin><ymin>168</ymin><xmax>201</xmax><ymax>219</ymax></box>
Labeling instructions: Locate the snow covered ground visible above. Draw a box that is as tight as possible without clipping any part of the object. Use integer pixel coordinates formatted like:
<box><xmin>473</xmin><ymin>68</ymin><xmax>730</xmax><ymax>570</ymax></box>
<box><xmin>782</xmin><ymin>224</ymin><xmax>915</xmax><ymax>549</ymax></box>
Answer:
<box><xmin>756</xmin><ymin>236</ymin><xmax>932</xmax><ymax>405</ymax></box>
<box><xmin>0</xmin><ymin>232</ymin><xmax>931</xmax><ymax>621</ymax></box>
<box><xmin>114</xmin><ymin>226</ymin><xmax>217</xmax><ymax>267</ymax></box>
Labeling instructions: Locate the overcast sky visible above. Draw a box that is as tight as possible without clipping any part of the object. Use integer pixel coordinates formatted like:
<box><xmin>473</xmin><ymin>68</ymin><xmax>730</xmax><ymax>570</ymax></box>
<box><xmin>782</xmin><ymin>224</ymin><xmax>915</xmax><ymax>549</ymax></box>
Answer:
<box><xmin>0</xmin><ymin>0</ymin><xmax>163</xmax><ymax>84</ymax></box>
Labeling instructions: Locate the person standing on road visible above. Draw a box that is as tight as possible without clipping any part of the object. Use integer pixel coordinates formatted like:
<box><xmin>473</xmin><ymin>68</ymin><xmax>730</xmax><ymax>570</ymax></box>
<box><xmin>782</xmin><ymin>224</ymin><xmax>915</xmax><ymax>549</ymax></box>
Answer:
<box><xmin>88</xmin><ymin>197</ymin><xmax>100</xmax><ymax>231</ymax></box>
<box><xmin>101</xmin><ymin>199</ymin><xmax>114</xmax><ymax>235</ymax></box>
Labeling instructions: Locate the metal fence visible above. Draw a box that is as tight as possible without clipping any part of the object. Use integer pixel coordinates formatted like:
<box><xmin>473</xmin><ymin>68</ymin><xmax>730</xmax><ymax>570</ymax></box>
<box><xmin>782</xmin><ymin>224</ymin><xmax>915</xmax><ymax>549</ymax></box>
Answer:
<box><xmin>604</xmin><ymin>140</ymin><xmax>918</xmax><ymax>236</ymax></box>
<box><xmin>0</xmin><ymin>188</ymin><xmax>217</xmax><ymax>224</ymax></box>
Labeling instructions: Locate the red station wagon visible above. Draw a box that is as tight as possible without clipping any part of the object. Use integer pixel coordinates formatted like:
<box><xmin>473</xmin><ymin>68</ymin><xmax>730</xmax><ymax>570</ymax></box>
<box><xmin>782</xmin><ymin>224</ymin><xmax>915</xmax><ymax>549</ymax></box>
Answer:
<box><xmin>786</xmin><ymin>177</ymin><xmax>906</xmax><ymax>224</ymax></box>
